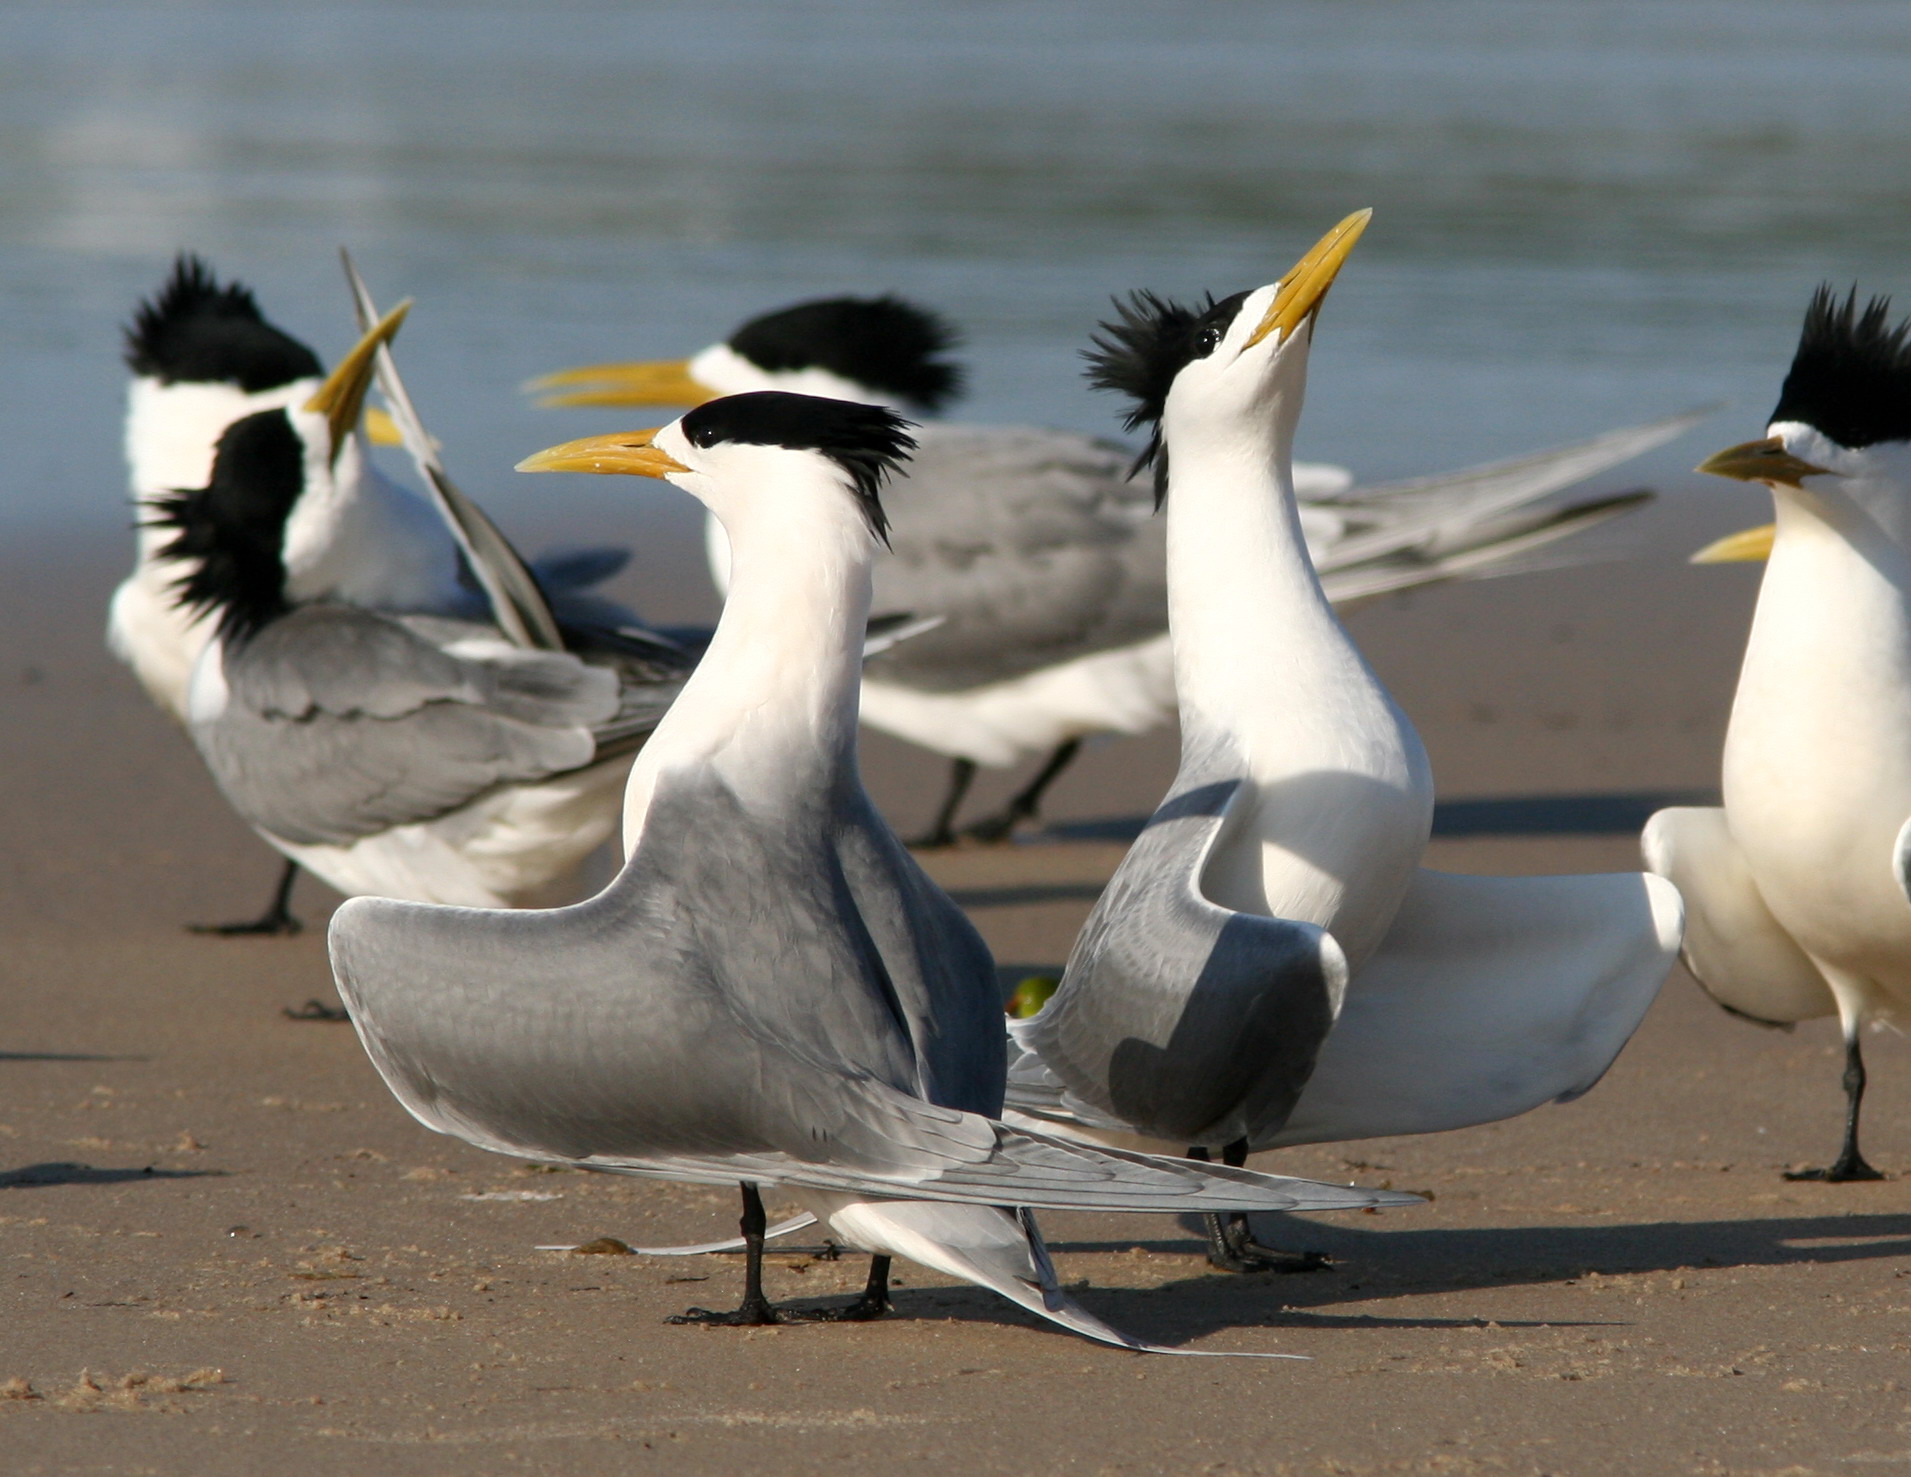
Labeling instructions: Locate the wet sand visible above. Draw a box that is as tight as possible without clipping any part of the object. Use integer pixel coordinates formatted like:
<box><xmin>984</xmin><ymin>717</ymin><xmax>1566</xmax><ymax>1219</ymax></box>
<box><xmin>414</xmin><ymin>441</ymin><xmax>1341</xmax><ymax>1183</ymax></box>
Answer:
<box><xmin>2</xmin><ymin>513</ymin><xmax>1907</xmax><ymax>1476</ymax></box>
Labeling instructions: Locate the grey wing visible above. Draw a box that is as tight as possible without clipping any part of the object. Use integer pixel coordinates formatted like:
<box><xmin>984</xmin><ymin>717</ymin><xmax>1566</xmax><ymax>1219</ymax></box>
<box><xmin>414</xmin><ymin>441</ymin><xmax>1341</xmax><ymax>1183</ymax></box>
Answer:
<box><xmin>330</xmin><ymin>770</ymin><xmax>1406</xmax><ymax>1216</ymax></box>
<box><xmin>197</xmin><ymin>606</ymin><xmax>620</xmax><ymax>845</ymax></box>
<box><xmin>1311</xmin><ymin>408</ymin><xmax>1708</xmax><ymax>574</ymax></box>
<box><xmin>862</xmin><ymin>424</ymin><xmax>1167</xmax><ymax>691</ymax></box>
<box><xmin>831</xmin><ymin>790</ymin><xmax>1007</xmax><ymax>1116</ymax></box>
<box><xmin>1016</xmin><ymin>736</ymin><xmax>1348</xmax><ymax>1147</ymax></box>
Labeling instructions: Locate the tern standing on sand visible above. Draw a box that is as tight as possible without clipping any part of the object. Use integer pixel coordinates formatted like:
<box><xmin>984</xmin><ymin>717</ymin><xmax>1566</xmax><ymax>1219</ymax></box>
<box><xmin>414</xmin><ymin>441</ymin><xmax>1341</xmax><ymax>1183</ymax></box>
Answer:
<box><xmin>328</xmin><ymin>390</ymin><xmax>1411</xmax><ymax>1352</ymax></box>
<box><xmin>1005</xmin><ymin>213</ymin><xmax>1683</xmax><ymax>1270</ymax></box>
<box><xmin>532</xmin><ymin>297</ymin><xmax>1694</xmax><ymax>845</ymax></box>
<box><xmin>1646</xmin><ymin>286</ymin><xmax>1911</xmax><ymax>1182</ymax></box>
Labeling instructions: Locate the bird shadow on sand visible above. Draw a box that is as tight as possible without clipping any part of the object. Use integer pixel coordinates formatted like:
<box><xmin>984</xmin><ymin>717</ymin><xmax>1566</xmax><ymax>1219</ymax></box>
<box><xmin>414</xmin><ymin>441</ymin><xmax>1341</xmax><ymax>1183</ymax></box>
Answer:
<box><xmin>1022</xmin><ymin>1208</ymin><xmax>1911</xmax><ymax>1332</ymax></box>
<box><xmin>0</xmin><ymin>1052</ymin><xmax>147</xmax><ymax>1063</ymax></box>
<box><xmin>0</xmin><ymin>1161</ymin><xmax>224</xmax><ymax>1189</ymax></box>
<box><xmin>1042</xmin><ymin>790</ymin><xmax>1722</xmax><ymax>845</ymax></box>
<box><xmin>797</xmin><ymin>1205</ymin><xmax>1911</xmax><ymax>1348</ymax></box>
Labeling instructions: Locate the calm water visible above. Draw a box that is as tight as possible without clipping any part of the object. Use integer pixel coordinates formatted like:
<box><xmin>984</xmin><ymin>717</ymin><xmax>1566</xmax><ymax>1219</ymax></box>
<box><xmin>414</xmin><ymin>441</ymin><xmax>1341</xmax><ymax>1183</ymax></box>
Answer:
<box><xmin>4</xmin><ymin>0</ymin><xmax>1909</xmax><ymax>597</ymax></box>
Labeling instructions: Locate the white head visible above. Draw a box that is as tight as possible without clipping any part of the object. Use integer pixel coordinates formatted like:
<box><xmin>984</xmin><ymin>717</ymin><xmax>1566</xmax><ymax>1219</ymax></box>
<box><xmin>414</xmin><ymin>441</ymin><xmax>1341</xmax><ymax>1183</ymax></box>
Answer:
<box><xmin>517</xmin><ymin>390</ymin><xmax>915</xmax><ymax>561</ymax></box>
<box><xmin>526</xmin><ymin>296</ymin><xmax>964</xmax><ymax>416</ymax></box>
<box><xmin>1699</xmin><ymin>286</ymin><xmax>1911</xmax><ymax>546</ymax></box>
<box><xmin>1084</xmin><ymin>210</ymin><xmax>1372</xmax><ymax>505</ymax></box>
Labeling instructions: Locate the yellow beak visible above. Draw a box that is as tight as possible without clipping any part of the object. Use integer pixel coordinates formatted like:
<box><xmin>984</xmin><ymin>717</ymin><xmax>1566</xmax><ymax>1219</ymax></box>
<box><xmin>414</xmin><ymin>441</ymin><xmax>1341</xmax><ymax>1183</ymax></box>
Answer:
<box><xmin>304</xmin><ymin>301</ymin><xmax>412</xmax><ymax>464</ymax></box>
<box><xmin>1245</xmin><ymin>208</ymin><xmax>1373</xmax><ymax>349</ymax></box>
<box><xmin>1690</xmin><ymin>523</ymin><xmax>1776</xmax><ymax>564</ymax></box>
<box><xmin>1695</xmin><ymin>436</ymin><xmax>1831</xmax><ymax>489</ymax></box>
<box><xmin>523</xmin><ymin>358</ymin><xmax>717</xmax><ymax>410</ymax></box>
<box><xmin>515</xmin><ymin>427</ymin><xmax>691</xmax><ymax>478</ymax></box>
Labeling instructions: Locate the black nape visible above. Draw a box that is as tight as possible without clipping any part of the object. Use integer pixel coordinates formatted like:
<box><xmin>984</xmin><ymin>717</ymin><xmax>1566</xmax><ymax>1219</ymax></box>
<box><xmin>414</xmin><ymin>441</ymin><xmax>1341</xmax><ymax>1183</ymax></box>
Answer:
<box><xmin>152</xmin><ymin>408</ymin><xmax>307</xmax><ymax>642</ymax></box>
<box><xmin>125</xmin><ymin>253</ymin><xmax>323</xmax><ymax>392</ymax></box>
<box><xmin>1083</xmin><ymin>288</ymin><xmax>1250</xmax><ymax>504</ymax></box>
<box><xmin>678</xmin><ymin>391</ymin><xmax>916</xmax><ymax>544</ymax></box>
<box><xmin>730</xmin><ymin>296</ymin><xmax>964</xmax><ymax>414</ymax></box>
<box><xmin>1771</xmin><ymin>284</ymin><xmax>1911</xmax><ymax>450</ymax></box>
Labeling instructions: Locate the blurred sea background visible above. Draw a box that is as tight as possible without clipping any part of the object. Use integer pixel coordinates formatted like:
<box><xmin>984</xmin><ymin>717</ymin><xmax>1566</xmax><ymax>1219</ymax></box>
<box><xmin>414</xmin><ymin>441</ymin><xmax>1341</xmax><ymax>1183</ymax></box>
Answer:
<box><xmin>3</xmin><ymin>0</ymin><xmax>1908</xmax><ymax>677</ymax></box>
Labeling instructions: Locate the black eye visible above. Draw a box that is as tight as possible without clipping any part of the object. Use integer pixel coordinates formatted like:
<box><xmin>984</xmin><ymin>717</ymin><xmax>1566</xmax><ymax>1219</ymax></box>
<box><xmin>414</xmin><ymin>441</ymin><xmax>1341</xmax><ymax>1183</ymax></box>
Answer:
<box><xmin>688</xmin><ymin>422</ymin><xmax>721</xmax><ymax>449</ymax></box>
<box><xmin>1194</xmin><ymin>327</ymin><xmax>1221</xmax><ymax>355</ymax></box>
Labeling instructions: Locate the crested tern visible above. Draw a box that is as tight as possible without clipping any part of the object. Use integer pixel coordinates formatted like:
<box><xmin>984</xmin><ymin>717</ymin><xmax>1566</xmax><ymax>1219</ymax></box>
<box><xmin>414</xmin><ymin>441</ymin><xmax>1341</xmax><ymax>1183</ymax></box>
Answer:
<box><xmin>329</xmin><ymin>390</ymin><xmax>1413</xmax><ymax>1350</ymax></box>
<box><xmin>1001</xmin><ymin>213</ymin><xmax>1683</xmax><ymax>1270</ymax></box>
<box><xmin>113</xmin><ymin>256</ymin><xmax>640</xmax><ymax>933</ymax></box>
<box><xmin>1645</xmin><ymin>285</ymin><xmax>1911</xmax><ymax>1181</ymax></box>
<box><xmin>532</xmin><ymin>297</ymin><xmax>1695</xmax><ymax>847</ymax></box>
<box><xmin>161</xmin><ymin>307</ymin><xmax>693</xmax><ymax>914</ymax></box>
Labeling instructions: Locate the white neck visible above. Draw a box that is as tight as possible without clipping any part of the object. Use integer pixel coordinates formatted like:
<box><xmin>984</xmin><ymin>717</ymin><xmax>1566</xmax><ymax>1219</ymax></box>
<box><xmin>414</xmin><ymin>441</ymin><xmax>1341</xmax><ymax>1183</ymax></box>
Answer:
<box><xmin>623</xmin><ymin>467</ymin><xmax>875</xmax><ymax>850</ymax></box>
<box><xmin>1727</xmin><ymin>478</ymin><xmax>1911</xmax><ymax>792</ymax></box>
<box><xmin>1158</xmin><ymin>376</ymin><xmax>1430</xmax><ymax>962</ymax></box>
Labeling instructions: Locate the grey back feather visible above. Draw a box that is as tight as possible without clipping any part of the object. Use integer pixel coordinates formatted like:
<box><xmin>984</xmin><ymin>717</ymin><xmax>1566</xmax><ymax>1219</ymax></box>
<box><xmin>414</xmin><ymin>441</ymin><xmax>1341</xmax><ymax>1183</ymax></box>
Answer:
<box><xmin>197</xmin><ymin>608</ymin><xmax>626</xmax><ymax>845</ymax></box>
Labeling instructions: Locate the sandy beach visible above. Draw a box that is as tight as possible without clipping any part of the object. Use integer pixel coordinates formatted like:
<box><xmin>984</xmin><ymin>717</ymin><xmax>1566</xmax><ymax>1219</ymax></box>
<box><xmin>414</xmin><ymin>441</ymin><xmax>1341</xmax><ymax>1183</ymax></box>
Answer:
<box><xmin>2</xmin><ymin>519</ymin><xmax>1906</xmax><ymax>1477</ymax></box>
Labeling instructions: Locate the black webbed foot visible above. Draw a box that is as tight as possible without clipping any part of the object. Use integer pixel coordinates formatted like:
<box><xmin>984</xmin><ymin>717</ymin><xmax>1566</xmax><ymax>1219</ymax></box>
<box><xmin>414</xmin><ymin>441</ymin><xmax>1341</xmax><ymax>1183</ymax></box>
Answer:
<box><xmin>1203</xmin><ymin>1211</ymin><xmax>1331</xmax><ymax>1274</ymax></box>
<box><xmin>188</xmin><ymin>858</ymin><xmax>303</xmax><ymax>937</ymax></box>
<box><xmin>1783</xmin><ymin>1155</ymin><xmax>1886</xmax><ymax>1184</ymax></box>
<box><xmin>667</xmin><ymin>1296</ymin><xmax>782</xmax><ymax>1327</ymax></box>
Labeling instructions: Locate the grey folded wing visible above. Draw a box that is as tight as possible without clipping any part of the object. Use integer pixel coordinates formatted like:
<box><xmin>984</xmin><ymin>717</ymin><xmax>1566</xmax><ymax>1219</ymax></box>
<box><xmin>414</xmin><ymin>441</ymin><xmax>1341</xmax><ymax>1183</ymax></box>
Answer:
<box><xmin>1015</xmin><ymin>750</ymin><xmax>1348</xmax><ymax>1146</ymax></box>
<box><xmin>195</xmin><ymin>606</ymin><xmax>624</xmax><ymax>845</ymax></box>
<box><xmin>862</xmin><ymin>424</ymin><xmax>1168</xmax><ymax>691</ymax></box>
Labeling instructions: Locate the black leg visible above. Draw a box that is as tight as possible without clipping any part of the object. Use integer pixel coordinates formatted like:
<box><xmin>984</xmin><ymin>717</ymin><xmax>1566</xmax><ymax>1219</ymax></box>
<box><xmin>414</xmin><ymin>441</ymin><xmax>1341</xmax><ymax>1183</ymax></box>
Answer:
<box><xmin>1191</xmin><ymin>1141</ymin><xmax>1331</xmax><ymax>1273</ymax></box>
<box><xmin>188</xmin><ymin>857</ymin><xmax>303</xmax><ymax>938</ymax></box>
<box><xmin>668</xmin><ymin>1184</ymin><xmax>782</xmax><ymax>1326</ymax></box>
<box><xmin>909</xmin><ymin>759</ymin><xmax>978</xmax><ymax>849</ymax></box>
<box><xmin>962</xmin><ymin>740</ymin><xmax>1083</xmax><ymax>844</ymax></box>
<box><xmin>784</xmin><ymin>1254</ymin><xmax>892</xmax><ymax>1323</ymax></box>
<box><xmin>1784</xmin><ymin>1032</ymin><xmax>1887</xmax><ymax>1183</ymax></box>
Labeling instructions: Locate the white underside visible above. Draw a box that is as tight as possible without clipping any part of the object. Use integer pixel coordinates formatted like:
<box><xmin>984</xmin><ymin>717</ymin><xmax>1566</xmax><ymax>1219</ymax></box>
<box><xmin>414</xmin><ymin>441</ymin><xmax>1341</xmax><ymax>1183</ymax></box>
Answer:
<box><xmin>1646</xmin><ymin>461</ymin><xmax>1911</xmax><ymax>1036</ymax></box>
<box><xmin>270</xmin><ymin>753</ymin><xmax>632</xmax><ymax>908</ymax></box>
<box><xmin>1017</xmin><ymin>865</ymin><xmax>1681</xmax><ymax>1153</ymax></box>
<box><xmin>859</xmin><ymin>635</ymin><xmax>1174</xmax><ymax>768</ymax></box>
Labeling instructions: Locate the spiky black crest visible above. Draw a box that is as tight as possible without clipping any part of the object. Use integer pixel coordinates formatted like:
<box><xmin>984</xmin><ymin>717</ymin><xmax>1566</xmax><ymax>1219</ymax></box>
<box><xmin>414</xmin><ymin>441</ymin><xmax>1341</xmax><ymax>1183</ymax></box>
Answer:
<box><xmin>679</xmin><ymin>391</ymin><xmax>915</xmax><ymax>544</ymax></box>
<box><xmin>124</xmin><ymin>254</ymin><xmax>323</xmax><ymax>392</ymax></box>
<box><xmin>151</xmin><ymin>409</ymin><xmax>306</xmax><ymax>643</ymax></box>
<box><xmin>1771</xmin><ymin>285</ymin><xmax>1911</xmax><ymax>450</ymax></box>
<box><xmin>1082</xmin><ymin>288</ymin><xmax>1249</xmax><ymax>506</ymax></box>
<box><xmin>729</xmin><ymin>296</ymin><xmax>964</xmax><ymax>413</ymax></box>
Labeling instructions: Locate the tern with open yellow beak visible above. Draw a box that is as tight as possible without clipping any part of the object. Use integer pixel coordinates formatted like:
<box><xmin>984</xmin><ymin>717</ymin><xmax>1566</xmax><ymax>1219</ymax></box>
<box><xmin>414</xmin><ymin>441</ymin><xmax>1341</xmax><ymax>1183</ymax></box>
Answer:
<box><xmin>113</xmin><ymin>257</ymin><xmax>646</xmax><ymax>938</ymax></box>
<box><xmin>1646</xmin><ymin>284</ymin><xmax>1911</xmax><ymax>1181</ymax></box>
<box><xmin>1001</xmin><ymin>214</ymin><xmax>1682</xmax><ymax>1271</ymax></box>
<box><xmin>529</xmin><ymin>292</ymin><xmax>1698</xmax><ymax>848</ymax></box>
<box><xmin>149</xmin><ymin>301</ymin><xmax>695</xmax><ymax>950</ymax></box>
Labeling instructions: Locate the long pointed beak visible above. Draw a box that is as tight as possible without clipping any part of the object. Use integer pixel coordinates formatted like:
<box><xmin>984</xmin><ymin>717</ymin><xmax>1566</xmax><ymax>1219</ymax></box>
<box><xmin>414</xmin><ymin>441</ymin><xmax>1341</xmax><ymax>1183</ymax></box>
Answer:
<box><xmin>1695</xmin><ymin>436</ymin><xmax>1831</xmax><ymax>488</ymax></box>
<box><xmin>515</xmin><ymin>428</ymin><xmax>691</xmax><ymax>478</ymax></box>
<box><xmin>523</xmin><ymin>359</ymin><xmax>717</xmax><ymax>409</ymax></box>
<box><xmin>1245</xmin><ymin>208</ymin><xmax>1373</xmax><ymax>349</ymax></box>
<box><xmin>304</xmin><ymin>301</ymin><xmax>412</xmax><ymax>464</ymax></box>
<box><xmin>1690</xmin><ymin>523</ymin><xmax>1776</xmax><ymax>564</ymax></box>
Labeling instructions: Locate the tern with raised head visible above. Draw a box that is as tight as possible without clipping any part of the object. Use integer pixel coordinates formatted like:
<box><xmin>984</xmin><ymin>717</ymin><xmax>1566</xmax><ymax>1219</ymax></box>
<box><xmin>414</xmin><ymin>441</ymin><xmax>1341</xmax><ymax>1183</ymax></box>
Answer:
<box><xmin>328</xmin><ymin>390</ymin><xmax>1413</xmax><ymax>1351</ymax></box>
<box><xmin>114</xmin><ymin>256</ymin><xmax>643</xmax><ymax>934</ymax></box>
<box><xmin>1645</xmin><ymin>285</ymin><xmax>1911</xmax><ymax>1182</ymax></box>
<box><xmin>1001</xmin><ymin>214</ymin><xmax>1683</xmax><ymax>1271</ymax></box>
<box><xmin>533</xmin><ymin>297</ymin><xmax>1695</xmax><ymax>846</ymax></box>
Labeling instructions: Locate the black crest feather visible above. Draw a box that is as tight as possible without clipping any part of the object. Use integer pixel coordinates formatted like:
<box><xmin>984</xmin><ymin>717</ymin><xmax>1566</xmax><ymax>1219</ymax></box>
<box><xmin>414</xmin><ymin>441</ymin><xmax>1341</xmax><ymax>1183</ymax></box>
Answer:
<box><xmin>1771</xmin><ymin>284</ymin><xmax>1911</xmax><ymax>449</ymax></box>
<box><xmin>151</xmin><ymin>409</ymin><xmax>306</xmax><ymax>643</ymax></box>
<box><xmin>678</xmin><ymin>391</ymin><xmax>916</xmax><ymax>545</ymax></box>
<box><xmin>124</xmin><ymin>254</ymin><xmax>323</xmax><ymax>392</ymax></box>
<box><xmin>729</xmin><ymin>296</ymin><xmax>964</xmax><ymax>414</ymax></box>
<box><xmin>1082</xmin><ymin>288</ymin><xmax>1249</xmax><ymax>506</ymax></box>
